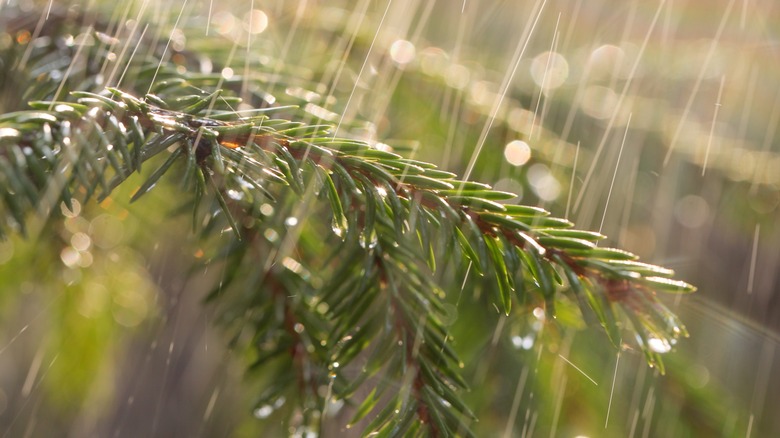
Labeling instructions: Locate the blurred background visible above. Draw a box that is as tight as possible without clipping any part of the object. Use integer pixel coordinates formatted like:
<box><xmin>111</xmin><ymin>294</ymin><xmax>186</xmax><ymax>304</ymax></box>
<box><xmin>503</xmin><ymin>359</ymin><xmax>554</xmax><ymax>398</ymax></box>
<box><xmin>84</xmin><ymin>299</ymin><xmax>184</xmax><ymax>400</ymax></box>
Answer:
<box><xmin>1</xmin><ymin>0</ymin><xmax>779</xmax><ymax>436</ymax></box>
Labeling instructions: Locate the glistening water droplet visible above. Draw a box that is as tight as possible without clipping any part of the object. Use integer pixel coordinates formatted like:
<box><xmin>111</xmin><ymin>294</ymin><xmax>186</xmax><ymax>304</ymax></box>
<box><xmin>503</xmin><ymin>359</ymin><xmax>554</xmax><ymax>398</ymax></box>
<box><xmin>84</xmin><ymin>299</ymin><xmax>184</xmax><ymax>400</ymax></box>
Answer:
<box><xmin>253</xmin><ymin>405</ymin><xmax>274</xmax><ymax>419</ymax></box>
<box><xmin>647</xmin><ymin>337</ymin><xmax>672</xmax><ymax>354</ymax></box>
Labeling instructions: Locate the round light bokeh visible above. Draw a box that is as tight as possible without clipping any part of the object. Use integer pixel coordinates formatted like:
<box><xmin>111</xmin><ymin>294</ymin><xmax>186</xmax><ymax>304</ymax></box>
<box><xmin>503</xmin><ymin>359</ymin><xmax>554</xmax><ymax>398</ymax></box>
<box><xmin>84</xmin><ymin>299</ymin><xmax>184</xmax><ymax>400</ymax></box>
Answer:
<box><xmin>530</xmin><ymin>51</ymin><xmax>569</xmax><ymax>90</ymax></box>
<box><xmin>244</xmin><ymin>9</ymin><xmax>269</xmax><ymax>34</ymax></box>
<box><xmin>389</xmin><ymin>39</ymin><xmax>416</xmax><ymax>65</ymax></box>
<box><xmin>504</xmin><ymin>140</ymin><xmax>532</xmax><ymax>166</ymax></box>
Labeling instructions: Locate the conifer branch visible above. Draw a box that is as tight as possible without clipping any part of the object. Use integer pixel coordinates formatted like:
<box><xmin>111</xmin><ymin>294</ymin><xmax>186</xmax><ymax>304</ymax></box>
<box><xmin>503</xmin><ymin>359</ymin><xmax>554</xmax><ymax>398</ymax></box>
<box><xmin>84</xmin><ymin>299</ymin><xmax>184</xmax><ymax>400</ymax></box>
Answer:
<box><xmin>0</xmin><ymin>8</ymin><xmax>696</xmax><ymax>435</ymax></box>
<box><xmin>0</xmin><ymin>82</ymin><xmax>693</xmax><ymax>433</ymax></box>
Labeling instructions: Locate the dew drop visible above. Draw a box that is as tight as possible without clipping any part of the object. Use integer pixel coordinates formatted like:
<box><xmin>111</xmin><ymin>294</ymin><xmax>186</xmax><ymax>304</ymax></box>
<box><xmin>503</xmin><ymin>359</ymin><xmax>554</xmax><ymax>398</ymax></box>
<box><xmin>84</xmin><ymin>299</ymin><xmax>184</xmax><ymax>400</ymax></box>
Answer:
<box><xmin>226</xmin><ymin>189</ymin><xmax>244</xmax><ymax>201</ymax></box>
<box><xmin>253</xmin><ymin>405</ymin><xmax>274</xmax><ymax>419</ymax></box>
<box><xmin>647</xmin><ymin>337</ymin><xmax>672</xmax><ymax>354</ymax></box>
<box><xmin>359</xmin><ymin>233</ymin><xmax>378</xmax><ymax>249</ymax></box>
<box><xmin>284</xmin><ymin>216</ymin><xmax>299</xmax><ymax>227</ymax></box>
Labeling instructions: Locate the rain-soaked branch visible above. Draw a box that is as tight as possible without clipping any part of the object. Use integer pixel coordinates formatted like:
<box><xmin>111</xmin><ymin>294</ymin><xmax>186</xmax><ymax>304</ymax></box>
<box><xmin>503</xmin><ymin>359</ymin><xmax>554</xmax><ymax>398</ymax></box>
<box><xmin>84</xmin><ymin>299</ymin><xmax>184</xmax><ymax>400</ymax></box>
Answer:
<box><xmin>0</xmin><ymin>81</ymin><xmax>695</xmax><ymax>435</ymax></box>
